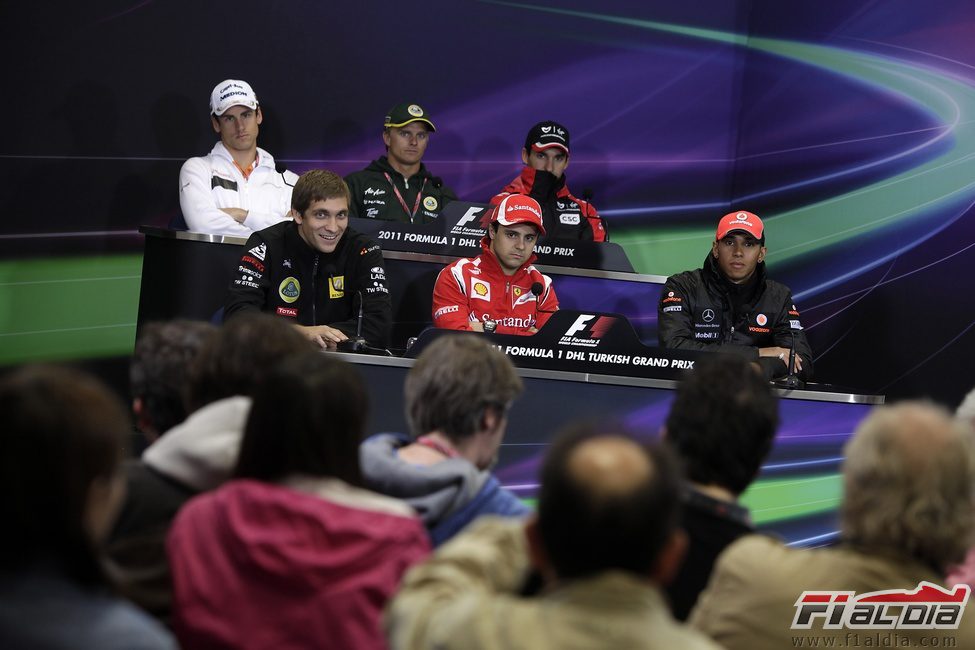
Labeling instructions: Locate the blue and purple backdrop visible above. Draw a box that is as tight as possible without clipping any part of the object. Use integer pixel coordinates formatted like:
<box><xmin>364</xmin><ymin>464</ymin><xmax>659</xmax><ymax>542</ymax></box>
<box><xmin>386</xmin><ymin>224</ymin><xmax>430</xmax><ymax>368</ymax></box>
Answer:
<box><xmin>1</xmin><ymin>2</ymin><xmax>973</xmax><ymax>399</ymax></box>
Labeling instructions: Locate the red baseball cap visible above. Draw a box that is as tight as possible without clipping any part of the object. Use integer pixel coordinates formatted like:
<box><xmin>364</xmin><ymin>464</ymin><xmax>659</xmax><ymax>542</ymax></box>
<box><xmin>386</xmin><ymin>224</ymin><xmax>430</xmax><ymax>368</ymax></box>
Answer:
<box><xmin>491</xmin><ymin>194</ymin><xmax>546</xmax><ymax>236</ymax></box>
<box><xmin>716</xmin><ymin>210</ymin><xmax>764</xmax><ymax>241</ymax></box>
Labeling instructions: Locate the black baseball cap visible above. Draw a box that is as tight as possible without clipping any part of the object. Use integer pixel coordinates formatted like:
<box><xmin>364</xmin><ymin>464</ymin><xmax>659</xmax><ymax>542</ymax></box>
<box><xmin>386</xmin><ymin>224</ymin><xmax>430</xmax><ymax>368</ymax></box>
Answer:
<box><xmin>524</xmin><ymin>120</ymin><xmax>570</xmax><ymax>154</ymax></box>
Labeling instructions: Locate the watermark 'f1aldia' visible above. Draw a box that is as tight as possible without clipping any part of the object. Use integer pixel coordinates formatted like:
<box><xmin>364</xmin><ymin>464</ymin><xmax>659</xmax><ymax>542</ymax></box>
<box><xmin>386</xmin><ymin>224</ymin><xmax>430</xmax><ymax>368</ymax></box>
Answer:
<box><xmin>792</xmin><ymin>582</ymin><xmax>970</xmax><ymax>630</ymax></box>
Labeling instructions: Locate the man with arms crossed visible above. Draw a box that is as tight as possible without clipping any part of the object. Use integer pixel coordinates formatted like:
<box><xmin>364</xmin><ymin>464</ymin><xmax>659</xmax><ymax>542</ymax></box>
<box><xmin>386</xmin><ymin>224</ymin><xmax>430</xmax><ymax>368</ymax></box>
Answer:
<box><xmin>345</xmin><ymin>102</ymin><xmax>456</xmax><ymax>224</ymax></box>
<box><xmin>225</xmin><ymin>170</ymin><xmax>391</xmax><ymax>349</ymax></box>
<box><xmin>432</xmin><ymin>194</ymin><xmax>557</xmax><ymax>336</ymax></box>
<box><xmin>179</xmin><ymin>79</ymin><xmax>297</xmax><ymax>236</ymax></box>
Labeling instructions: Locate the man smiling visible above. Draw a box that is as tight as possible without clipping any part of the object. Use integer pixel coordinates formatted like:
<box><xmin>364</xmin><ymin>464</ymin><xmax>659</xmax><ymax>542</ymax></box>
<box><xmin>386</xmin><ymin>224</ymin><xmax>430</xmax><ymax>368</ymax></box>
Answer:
<box><xmin>345</xmin><ymin>102</ymin><xmax>456</xmax><ymax>224</ymax></box>
<box><xmin>658</xmin><ymin>210</ymin><xmax>812</xmax><ymax>382</ymax></box>
<box><xmin>432</xmin><ymin>194</ymin><xmax>558</xmax><ymax>335</ymax></box>
<box><xmin>225</xmin><ymin>170</ymin><xmax>391</xmax><ymax>349</ymax></box>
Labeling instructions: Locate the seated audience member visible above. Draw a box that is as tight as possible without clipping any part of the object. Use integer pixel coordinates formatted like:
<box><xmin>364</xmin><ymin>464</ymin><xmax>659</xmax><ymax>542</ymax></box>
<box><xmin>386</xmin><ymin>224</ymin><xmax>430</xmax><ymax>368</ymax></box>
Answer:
<box><xmin>179</xmin><ymin>79</ymin><xmax>298</xmax><ymax>236</ymax></box>
<box><xmin>0</xmin><ymin>366</ymin><xmax>175</xmax><ymax>649</ymax></box>
<box><xmin>128</xmin><ymin>320</ymin><xmax>216</xmax><ymax>444</ymax></box>
<box><xmin>432</xmin><ymin>194</ymin><xmax>558</xmax><ymax>335</ymax></box>
<box><xmin>690</xmin><ymin>401</ymin><xmax>975</xmax><ymax>649</ymax></box>
<box><xmin>661</xmin><ymin>355</ymin><xmax>779</xmax><ymax>620</ymax></box>
<box><xmin>658</xmin><ymin>210</ymin><xmax>813</xmax><ymax>382</ymax></box>
<box><xmin>345</xmin><ymin>102</ymin><xmax>457</xmax><ymax>223</ymax></box>
<box><xmin>488</xmin><ymin>120</ymin><xmax>606</xmax><ymax>241</ymax></box>
<box><xmin>168</xmin><ymin>353</ymin><xmax>430</xmax><ymax>650</ymax></box>
<box><xmin>386</xmin><ymin>424</ymin><xmax>721</xmax><ymax>650</ymax></box>
<box><xmin>106</xmin><ymin>314</ymin><xmax>308</xmax><ymax>623</ymax></box>
<box><xmin>361</xmin><ymin>335</ymin><xmax>529</xmax><ymax>545</ymax></box>
<box><xmin>225</xmin><ymin>169</ymin><xmax>392</xmax><ymax>349</ymax></box>
<box><xmin>946</xmin><ymin>386</ymin><xmax>975</xmax><ymax>587</ymax></box>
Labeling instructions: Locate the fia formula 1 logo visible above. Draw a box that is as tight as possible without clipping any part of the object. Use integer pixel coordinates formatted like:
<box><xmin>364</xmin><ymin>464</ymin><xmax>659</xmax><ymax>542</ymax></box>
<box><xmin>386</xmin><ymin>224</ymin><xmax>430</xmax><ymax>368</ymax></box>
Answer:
<box><xmin>558</xmin><ymin>314</ymin><xmax>616</xmax><ymax>348</ymax></box>
<box><xmin>792</xmin><ymin>582</ymin><xmax>969</xmax><ymax>630</ymax></box>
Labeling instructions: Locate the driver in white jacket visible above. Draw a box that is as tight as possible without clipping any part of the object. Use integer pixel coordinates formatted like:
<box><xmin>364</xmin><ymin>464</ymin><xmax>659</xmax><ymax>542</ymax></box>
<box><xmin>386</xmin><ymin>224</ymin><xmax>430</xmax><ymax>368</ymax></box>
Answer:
<box><xmin>178</xmin><ymin>79</ymin><xmax>298</xmax><ymax>236</ymax></box>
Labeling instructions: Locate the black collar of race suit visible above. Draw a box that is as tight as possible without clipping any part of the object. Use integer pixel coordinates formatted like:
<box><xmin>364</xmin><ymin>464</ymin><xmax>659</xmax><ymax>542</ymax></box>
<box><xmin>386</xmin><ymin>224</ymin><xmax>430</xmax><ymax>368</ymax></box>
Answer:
<box><xmin>370</xmin><ymin>156</ymin><xmax>431</xmax><ymax>183</ymax></box>
<box><xmin>702</xmin><ymin>252</ymin><xmax>766</xmax><ymax>302</ymax></box>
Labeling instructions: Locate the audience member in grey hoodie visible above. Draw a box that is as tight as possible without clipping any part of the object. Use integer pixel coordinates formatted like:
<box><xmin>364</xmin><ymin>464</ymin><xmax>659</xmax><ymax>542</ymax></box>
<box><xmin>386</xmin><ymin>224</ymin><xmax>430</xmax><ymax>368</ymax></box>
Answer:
<box><xmin>361</xmin><ymin>335</ymin><xmax>529</xmax><ymax>546</ymax></box>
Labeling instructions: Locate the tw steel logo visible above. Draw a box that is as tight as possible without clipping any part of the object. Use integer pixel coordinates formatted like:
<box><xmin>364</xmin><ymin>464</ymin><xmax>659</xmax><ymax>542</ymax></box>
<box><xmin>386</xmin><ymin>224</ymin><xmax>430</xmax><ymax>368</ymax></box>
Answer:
<box><xmin>792</xmin><ymin>582</ymin><xmax>969</xmax><ymax>630</ymax></box>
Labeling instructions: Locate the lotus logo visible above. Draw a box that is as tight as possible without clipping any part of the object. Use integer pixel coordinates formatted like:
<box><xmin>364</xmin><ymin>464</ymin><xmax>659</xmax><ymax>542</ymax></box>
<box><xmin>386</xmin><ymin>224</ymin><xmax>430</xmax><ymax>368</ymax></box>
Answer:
<box><xmin>408</xmin><ymin>104</ymin><xmax>424</xmax><ymax>116</ymax></box>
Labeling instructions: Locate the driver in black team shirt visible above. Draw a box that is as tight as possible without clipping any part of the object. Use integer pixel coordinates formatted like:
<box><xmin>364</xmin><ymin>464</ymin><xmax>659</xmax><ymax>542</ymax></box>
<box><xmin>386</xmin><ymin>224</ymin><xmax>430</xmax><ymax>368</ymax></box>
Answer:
<box><xmin>225</xmin><ymin>170</ymin><xmax>391</xmax><ymax>349</ymax></box>
<box><xmin>658</xmin><ymin>210</ymin><xmax>812</xmax><ymax>382</ymax></box>
<box><xmin>344</xmin><ymin>102</ymin><xmax>457</xmax><ymax>224</ymax></box>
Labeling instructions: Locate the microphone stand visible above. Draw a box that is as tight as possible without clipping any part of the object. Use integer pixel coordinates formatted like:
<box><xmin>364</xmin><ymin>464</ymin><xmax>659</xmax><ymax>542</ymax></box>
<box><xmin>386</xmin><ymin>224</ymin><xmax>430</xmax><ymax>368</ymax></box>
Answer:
<box><xmin>773</xmin><ymin>329</ymin><xmax>802</xmax><ymax>389</ymax></box>
<box><xmin>337</xmin><ymin>291</ymin><xmax>367</xmax><ymax>353</ymax></box>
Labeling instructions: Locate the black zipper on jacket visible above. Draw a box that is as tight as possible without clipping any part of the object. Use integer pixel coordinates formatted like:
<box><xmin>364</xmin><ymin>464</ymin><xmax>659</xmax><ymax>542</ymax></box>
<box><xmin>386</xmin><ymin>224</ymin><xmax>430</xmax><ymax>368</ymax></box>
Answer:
<box><xmin>311</xmin><ymin>255</ymin><xmax>319</xmax><ymax>325</ymax></box>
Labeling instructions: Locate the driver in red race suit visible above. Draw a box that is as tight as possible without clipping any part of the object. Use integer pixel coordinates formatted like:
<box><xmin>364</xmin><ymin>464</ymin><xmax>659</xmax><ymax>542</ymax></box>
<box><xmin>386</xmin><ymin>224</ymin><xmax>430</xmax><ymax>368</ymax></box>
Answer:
<box><xmin>432</xmin><ymin>194</ymin><xmax>558</xmax><ymax>336</ymax></box>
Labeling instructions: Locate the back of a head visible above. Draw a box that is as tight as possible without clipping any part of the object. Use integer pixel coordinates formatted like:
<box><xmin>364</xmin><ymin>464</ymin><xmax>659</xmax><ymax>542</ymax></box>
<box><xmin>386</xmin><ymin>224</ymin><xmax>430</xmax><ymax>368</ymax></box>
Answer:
<box><xmin>130</xmin><ymin>320</ymin><xmax>216</xmax><ymax>435</ymax></box>
<box><xmin>842</xmin><ymin>401</ymin><xmax>975</xmax><ymax>572</ymax></box>
<box><xmin>235</xmin><ymin>352</ymin><xmax>368</xmax><ymax>486</ymax></box>
<box><xmin>404</xmin><ymin>335</ymin><xmax>523</xmax><ymax>442</ymax></box>
<box><xmin>537</xmin><ymin>423</ymin><xmax>681</xmax><ymax>580</ymax></box>
<box><xmin>0</xmin><ymin>365</ymin><xmax>129</xmax><ymax>584</ymax></box>
<box><xmin>186</xmin><ymin>313</ymin><xmax>309</xmax><ymax>413</ymax></box>
<box><xmin>664</xmin><ymin>355</ymin><xmax>779</xmax><ymax>495</ymax></box>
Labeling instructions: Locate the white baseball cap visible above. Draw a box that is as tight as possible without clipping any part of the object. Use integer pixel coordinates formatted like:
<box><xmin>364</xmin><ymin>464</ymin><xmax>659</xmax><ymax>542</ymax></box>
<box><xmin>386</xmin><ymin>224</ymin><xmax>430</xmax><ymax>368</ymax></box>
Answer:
<box><xmin>209</xmin><ymin>79</ymin><xmax>258</xmax><ymax>116</ymax></box>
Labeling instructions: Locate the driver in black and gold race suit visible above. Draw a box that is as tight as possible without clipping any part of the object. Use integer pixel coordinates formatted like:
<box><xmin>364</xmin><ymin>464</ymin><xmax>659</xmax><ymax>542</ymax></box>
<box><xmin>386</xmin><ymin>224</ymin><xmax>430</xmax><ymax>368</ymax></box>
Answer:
<box><xmin>225</xmin><ymin>170</ymin><xmax>391</xmax><ymax>349</ymax></box>
<box><xmin>345</xmin><ymin>102</ymin><xmax>457</xmax><ymax>224</ymax></box>
<box><xmin>658</xmin><ymin>210</ymin><xmax>813</xmax><ymax>382</ymax></box>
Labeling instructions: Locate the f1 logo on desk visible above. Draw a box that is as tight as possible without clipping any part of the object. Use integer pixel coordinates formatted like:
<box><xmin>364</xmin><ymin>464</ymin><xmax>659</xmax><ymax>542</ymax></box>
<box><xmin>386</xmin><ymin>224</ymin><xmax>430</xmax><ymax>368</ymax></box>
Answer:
<box><xmin>560</xmin><ymin>314</ymin><xmax>616</xmax><ymax>348</ymax></box>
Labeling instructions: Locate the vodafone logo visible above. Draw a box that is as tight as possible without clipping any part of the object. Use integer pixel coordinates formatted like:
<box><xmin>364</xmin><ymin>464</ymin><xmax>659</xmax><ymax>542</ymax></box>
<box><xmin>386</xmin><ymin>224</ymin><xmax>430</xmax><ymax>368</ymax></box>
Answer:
<box><xmin>736</xmin><ymin>212</ymin><xmax>749</xmax><ymax>221</ymax></box>
<box><xmin>756</xmin><ymin>313</ymin><xmax>768</xmax><ymax>326</ymax></box>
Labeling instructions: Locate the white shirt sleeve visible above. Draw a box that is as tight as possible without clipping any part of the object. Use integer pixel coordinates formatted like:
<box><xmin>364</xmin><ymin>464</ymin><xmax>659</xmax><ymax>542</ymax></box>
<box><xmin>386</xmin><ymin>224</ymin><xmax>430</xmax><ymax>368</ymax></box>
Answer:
<box><xmin>178</xmin><ymin>157</ymin><xmax>256</xmax><ymax>237</ymax></box>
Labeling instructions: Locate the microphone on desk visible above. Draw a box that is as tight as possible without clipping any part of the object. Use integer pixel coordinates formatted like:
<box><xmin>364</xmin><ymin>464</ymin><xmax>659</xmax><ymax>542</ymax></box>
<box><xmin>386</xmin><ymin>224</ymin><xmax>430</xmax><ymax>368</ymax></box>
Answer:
<box><xmin>773</xmin><ymin>329</ymin><xmax>802</xmax><ymax>389</ymax></box>
<box><xmin>337</xmin><ymin>290</ymin><xmax>367</xmax><ymax>353</ymax></box>
<box><xmin>531</xmin><ymin>281</ymin><xmax>558</xmax><ymax>331</ymax></box>
<box><xmin>580</xmin><ymin>188</ymin><xmax>607</xmax><ymax>240</ymax></box>
<box><xmin>275</xmin><ymin>162</ymin><xmax>296</xmax><ymax>187</ymax></box>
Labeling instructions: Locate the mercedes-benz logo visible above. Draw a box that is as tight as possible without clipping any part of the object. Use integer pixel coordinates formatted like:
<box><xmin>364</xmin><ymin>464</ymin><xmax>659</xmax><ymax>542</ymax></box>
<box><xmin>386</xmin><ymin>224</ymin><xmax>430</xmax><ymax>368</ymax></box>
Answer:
<box><xmin>702</xmin><ymin>309</ymin><xmax>715</xmax><ymax>322</ymax></box>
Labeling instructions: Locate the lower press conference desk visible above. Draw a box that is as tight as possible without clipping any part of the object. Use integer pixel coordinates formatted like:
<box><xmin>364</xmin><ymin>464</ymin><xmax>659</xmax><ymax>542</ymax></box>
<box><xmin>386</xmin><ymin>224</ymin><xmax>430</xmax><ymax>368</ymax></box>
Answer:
<box><xmin>337</xmin><ymin>328</ymin><xmax>881</xmax><ymax>549</ymax></box>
